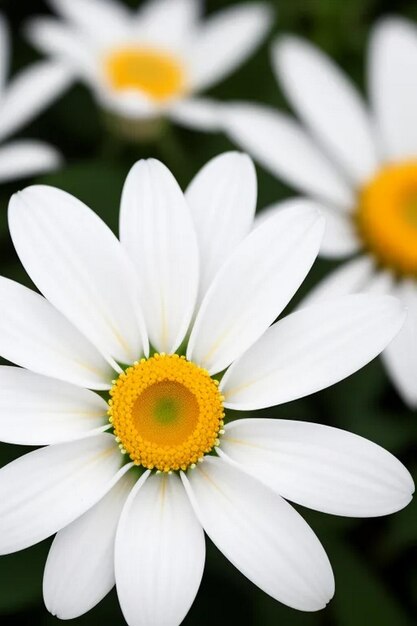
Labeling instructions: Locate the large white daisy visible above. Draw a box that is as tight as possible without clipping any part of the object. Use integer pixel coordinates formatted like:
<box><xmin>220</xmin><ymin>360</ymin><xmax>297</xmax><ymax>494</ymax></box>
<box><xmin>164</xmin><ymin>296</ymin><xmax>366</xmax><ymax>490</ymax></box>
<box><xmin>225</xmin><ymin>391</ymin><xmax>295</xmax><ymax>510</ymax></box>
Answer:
<box><xmin>0</xmin><ymin>153</ymin><xmax>412</xmax><ymax>626</ymax></box>
<box><xmin>223</xmin><ymin>18</ymin><xmax>417</xmax><ymax>408</ymax></box>
<box><xmin>26</xmin><ymin>0</ymin><xmax>271</xmax><ymax>136</ymax></box>
<box><xmin>0</xmin><ymin>13</ymin><xmax>71</xmax><ymax>183</ymax></box>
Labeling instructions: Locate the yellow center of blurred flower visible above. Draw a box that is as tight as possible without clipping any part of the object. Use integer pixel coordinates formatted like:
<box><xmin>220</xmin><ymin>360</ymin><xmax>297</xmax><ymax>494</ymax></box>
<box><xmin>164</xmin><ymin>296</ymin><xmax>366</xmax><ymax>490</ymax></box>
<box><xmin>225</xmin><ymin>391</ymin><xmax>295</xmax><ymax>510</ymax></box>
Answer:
<box><xmin>104</xmin><ymin>46</ymin><xmax>186</xmax><ymax>101</ymax></box>
<box><xmin>108</xmin><ymin>353</ymin><xmax>225</xmax><ymax>472</ymax></box>
<box><xmin>356</xmin><ymin>161</ymin><xmax>417</xmax><ymax>276</ymax></box>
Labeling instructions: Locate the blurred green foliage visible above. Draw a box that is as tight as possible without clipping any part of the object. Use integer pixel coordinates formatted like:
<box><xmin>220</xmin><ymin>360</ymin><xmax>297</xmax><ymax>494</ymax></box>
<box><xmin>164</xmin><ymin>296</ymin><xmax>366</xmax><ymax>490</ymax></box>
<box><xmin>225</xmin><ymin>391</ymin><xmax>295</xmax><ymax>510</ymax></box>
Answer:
<box><xmin>0</xmin><ymin>0</ymin><xmax>415</xmax><ymax>624</ymax></box>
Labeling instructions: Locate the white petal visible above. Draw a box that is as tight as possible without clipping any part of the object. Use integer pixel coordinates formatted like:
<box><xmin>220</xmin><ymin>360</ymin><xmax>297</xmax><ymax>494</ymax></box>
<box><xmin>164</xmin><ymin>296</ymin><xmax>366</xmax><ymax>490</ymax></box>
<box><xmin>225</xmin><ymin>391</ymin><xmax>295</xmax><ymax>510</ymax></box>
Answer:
<box><xmin>44</xmin><ymin>470</ymin><xmax>135</xmax><ymax>620</ymax></box>
<box><xmin>135</xmin><ymin>0</ymin><xmax>200</xmax><ymax>49</ymax></box>
<box><xmin>185</xmin><ymin>152</ymin><xmax>257</xmax><ymax>301</ymax></box>
<box><xmin>0</xmin><ymin>366</ymin><xmax>109</xmax><ymax>445</ymax></box>
<box><xmin>0</xmin><ymin>14</ymin><xmax>10</xmax><ymax>91</ymax></box>
<box><xmin>221</xmin><ymin>294</ymin><xmax>405</xmax><ymax>410</ymax></box>
<box><xmin>168</xmin><ymin>97</ymin><xmax>221</xmax><ymax>132</ymax></box>
<box><xmin>187</xmin><ymin>203</ymin><xmax>324</xmax><ymax>374</ymax></box>
<box><xmin>300</xmin><ymin>256</ymin><xmax>374</xmax><ymax>308</ymax></box>
<box><xmin>0</xmin><ymin>433</ymin><xmax>128</xmax><ymax>555</ymax></box>
<box><xmin>190</xmin><ymin>3</ymin><xmax>272</xmax><ymax>91</ymax></box>
<box><xmin>0</xmin><ymin>277</ymin><xmax>113</xmax><ymax>390</ymax></box>
<box><xmin>319</xmin><ymin>204</ymin><xmax>361</xmax><ymax>258</ymax></box>
<box><xmin>223</xmin><ymin>103</ymin><xmax>355</xmax><ymax>208</ymax></box>
<box><xmin>26</xmin><ymin>18</ymin><xmax>96</xmax><ymax>79</ymax></box>
<box><xmin>49</xmin><ymin>0</ymin><xmax>130</xmax><ymax>45</ymax></box>
<box><xmin>116</xmin><ymin>472</ymin><xmax>205</xmax><ymax>626</ymax></box>
<box><xmin>97</xmin><ymin>86</ymin><xmax>155</xmax><ymax>119</ymax></box>
<box><xmin>120</xmin><ymin>159</ymin><xmax>199</xmax><ymax>353</ymax></box>
<box><xmin>382</xmin><ymin>280</ymin><xmax>417</xmax><ymax>408</ymax></box>
<box><xmin>0</xmin><ymin>141</ymin><xmax>61</xmax><ymax>183</ymax></box>
<box><xmin>0</xmin><ymin>61</ymin><xmax>72</xmax><ymax>143</ymax></box>
<box><xmin>369</xmin><ymin>17</ymin><xmax>417</xmax><ymax>160</ymax></box>
<box><xmin>273</xmin><ymin>36</ymin><xmax>378</xmax><ymax>183</ymax></box>
<box><xmin>182</xmin><ymin>456</ymin><xmax>334</xmax><ymax>611</ymax></box>
<box><xmin>9</xmin><ymin>185</ymin><xmax>148</xmax><ymax>365</ymax></box>
<box><xmin>221</xmin><ymin>419</ymin><xmax>414</xmax><ymax>517</ymax></box>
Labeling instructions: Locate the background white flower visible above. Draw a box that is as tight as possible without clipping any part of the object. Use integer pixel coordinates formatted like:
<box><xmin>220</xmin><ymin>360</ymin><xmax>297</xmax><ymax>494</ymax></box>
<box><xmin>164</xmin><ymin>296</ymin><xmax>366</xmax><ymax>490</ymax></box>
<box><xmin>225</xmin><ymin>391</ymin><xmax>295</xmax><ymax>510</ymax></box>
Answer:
<box><xmin>0</xmin><ymin>153</ymin><xmax>413</xmax><ymax>626</ymax></box>
<box><xmin>0</xmin><ymin>13</ymin><xmax>72</xmax><ymax>184</ymax></box>
<box><xmin>222</xmin><ymin>17</ymin><xmax>417</xmax><ymax>408</ymax></box>
<box><xmin>26</xmin><ymin>0</ymin><xmax>272</xmax><ymax>133</ymax></box>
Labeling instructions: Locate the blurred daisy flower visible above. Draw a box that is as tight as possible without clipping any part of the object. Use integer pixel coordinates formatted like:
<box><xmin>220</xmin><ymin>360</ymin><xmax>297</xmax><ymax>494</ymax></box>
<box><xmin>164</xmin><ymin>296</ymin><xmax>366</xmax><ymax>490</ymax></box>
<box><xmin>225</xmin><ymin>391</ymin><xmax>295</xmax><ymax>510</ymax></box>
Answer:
<box><xmin>0</xmin><ymin>153</ymin><xmax>413</xmax><ymax>625</ymax></box>
<box><xmin>0</xmin><ymin>14</ymin><xmax>71</xmax><ymax>183</ymax></box>
<box><xmin>224</xmin><ymin>18</ymin><xmax>417</xmax><ymax>408</ymax></box>
<box><xmin>26</xmin><ymin>0</ymin><xmax>272</xmax><ymax>140</ymax></box>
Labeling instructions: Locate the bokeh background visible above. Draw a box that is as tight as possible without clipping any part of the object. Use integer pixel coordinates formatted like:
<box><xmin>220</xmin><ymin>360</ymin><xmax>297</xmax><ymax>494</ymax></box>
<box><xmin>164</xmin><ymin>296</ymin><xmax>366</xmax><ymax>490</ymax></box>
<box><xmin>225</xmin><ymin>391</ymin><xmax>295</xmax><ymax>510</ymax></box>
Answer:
<box><xmin>0</xmin><ymin>0</ymin><xmax>416</xmax><ymax>624</ymax></box>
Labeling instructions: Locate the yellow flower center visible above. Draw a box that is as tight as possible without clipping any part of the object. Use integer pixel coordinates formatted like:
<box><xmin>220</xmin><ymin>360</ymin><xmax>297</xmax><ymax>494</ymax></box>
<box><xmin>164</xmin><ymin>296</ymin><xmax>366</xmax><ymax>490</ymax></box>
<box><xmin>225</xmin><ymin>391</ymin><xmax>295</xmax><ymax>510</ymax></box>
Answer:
<box><xmin>356</xmin><ymin>161</ymin><xmax>417</xmax><ymax>276</ymax></box>
<box><xmin>108</xmin><ymin>353</ymin><xmax>225</xmax><ymax>472</ymax></box>
<box><xmin>104</xmin><ymin>46</ymin><xmax>187</xmax><ymax>101</ymax></box>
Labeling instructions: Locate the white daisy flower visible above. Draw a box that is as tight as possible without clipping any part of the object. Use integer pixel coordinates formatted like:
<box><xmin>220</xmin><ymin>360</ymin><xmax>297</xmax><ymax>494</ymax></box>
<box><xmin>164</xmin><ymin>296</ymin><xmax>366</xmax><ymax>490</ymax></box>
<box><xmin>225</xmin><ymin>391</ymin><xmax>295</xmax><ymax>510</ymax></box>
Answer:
<box><xmin>0</xmin><ymin>152</ymin><xmax>412</xmax><ymax>625</ymax></box>
<box><xmin>223</xmin><ymin>18</ymin><xmax>417</xmax><ymax>408</ymax></box>
<box><xmin>0</xmin><ymin>13</ymin><xmax>72</xmax><ymax>183</ymax></box>
<box><xmin>26</xmin><ymin>0</ymin><xmax>272</xmax><ymax>138</ymax></box>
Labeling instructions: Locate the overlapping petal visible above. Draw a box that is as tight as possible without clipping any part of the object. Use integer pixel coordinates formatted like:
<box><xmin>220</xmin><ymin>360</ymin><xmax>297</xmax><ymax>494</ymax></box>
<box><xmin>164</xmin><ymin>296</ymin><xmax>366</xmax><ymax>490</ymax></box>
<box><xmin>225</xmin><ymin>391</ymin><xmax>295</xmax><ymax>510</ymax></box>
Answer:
<box><xmin>273</xmin><ymin>36</ymin><xmax>378</xmax><ymax>183</ymax></box>
<box><xmin>186</xmin><ymin>152</ymin><xmax>257</xmax><ymax>300</ymax></box>
<box><xmin>0</xmin><ymin>277</ymin><xmax>113</xmax><ymax>389</ymax></box>
<box><xmin>221</xmin><ymin>294</ymin><xmax>405</xmax><ymax>409</ymax></box>
<box><xmin>9</xmin><ymin>185</ymin><xmax>148</xmax><ymax>365</ymax></box>
<box><xmin>223</xmin><ymin>103</ymin><xmax>354</xmax><ymax>207</ymax></box>
<box><xmin>120</xmin><ymin>159</ymin><xmax>199</xmax><ymax>353</ymax></box>
<box><xmin>187</xmin><ymin>203</ymin><xmax>324</xmax><ymax>374</ymax></box>
<box><xmin>44</xmin><ymin>471</ymin><xmax>135</xmax><ymax>620</ymax></box>
<box><xmin>221</xmin><ymin>419</ymin><xmax>414</xmax><ymax>517</ymax></box>
<box><xmin>182</xmin><ymin>456</ymin><xmax>334</xmax><ymax>611</ymax></box>
<box><xmin>0</xmin><ymin>367</ymin><xmax>109</xmax><ymax>445</ymax></box>
<box><xmin>116</xmin><ymin>472</ymin><xmax>205</xmax><ymax>626</ymax></box>
<box><xmin>0</xmin><ymin>434</ymin><xmax>129</xmax><ymax>555</ymax></box>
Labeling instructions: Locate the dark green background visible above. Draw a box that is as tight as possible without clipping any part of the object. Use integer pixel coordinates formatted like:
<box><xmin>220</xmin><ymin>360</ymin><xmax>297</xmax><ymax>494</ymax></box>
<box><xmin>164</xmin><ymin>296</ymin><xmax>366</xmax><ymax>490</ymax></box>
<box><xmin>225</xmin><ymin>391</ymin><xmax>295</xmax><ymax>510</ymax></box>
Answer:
<box><xmin>0</xmin><ymin>0</ymin><xmax>415</xmax><ymax>624</ymax></box>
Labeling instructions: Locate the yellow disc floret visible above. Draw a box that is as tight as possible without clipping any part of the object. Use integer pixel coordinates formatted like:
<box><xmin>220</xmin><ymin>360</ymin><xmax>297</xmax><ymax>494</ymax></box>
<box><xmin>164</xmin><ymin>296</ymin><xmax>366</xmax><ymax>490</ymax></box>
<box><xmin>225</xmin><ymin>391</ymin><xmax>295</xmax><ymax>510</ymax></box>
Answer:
<box><xmin>104</xmin><ymin>46</ymin><xmax>186</xmax><ymax>102</ymax></box>
<box><xmin>356</xmin><ymin>160</ymin><xmax>417</xmax><ymax>276</ymax></box>
<box><xmin>108</xmin><ymin>354</ymin><xmax>225</xmax><ymax>472</ymax></box>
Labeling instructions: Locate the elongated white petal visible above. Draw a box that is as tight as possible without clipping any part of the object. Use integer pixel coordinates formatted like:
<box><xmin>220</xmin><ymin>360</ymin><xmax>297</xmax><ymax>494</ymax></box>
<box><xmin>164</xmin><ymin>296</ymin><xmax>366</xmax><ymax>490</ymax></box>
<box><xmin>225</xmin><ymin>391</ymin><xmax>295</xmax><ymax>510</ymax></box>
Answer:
<box><xmin>116</xmin><ymin>472</ymin><xmax>205</xmax><ymax>626</ymax></box>
<box><xmin>0</xmin><ymin>62</ymin><xmax>72</xmax><ymax>143</ymax></box>
<box><xmin>369</xmin><ymin>17</ymin><xmax>417</xmax><ymax>160</ymax></box>
<box><xmin>190</xmin><ymin>3</ymin><xmax>272</xmax><ymax>91</ymax></box>
<box><xmin>120</xmin><ymin>159</ymin><xmax>199</xmax><ymax>353</ymax></box>
<box><xmin>221</xmin><ymin>294</ymin><xmax>405</xmax><ymax>410</ymax></box>
<box><xmin>168</xmin><ymin>97</ymin><xmax>220</xmax><ymax>131</ymax></box>
<box><xmin>9</xmin><ymin>185</ymin><xmax>148</xmax><ymax>365</ymax></box>
<box><xmin>136</xmin><ymin>0</ymin><xmax>200</xmax><ymax>49</ymax></box>
<box><xmin>0</xmin><ymin>141</ymin><xmax>61</xmax><ymax>183</ymax></box>
<box><xmin>273</xmin><ymin>36</ymin><xmax>378</xmax><ymax>183</ymax></box>
<box><xmin>0</xmin><ymin>434</ymin><xmax>128</xmax><ymax>555</ymax></box>
<box><xmin>26</xmin><ymin>18</ymin><xmax>96</xmax><ymax>79</ymax></box>
<box><xmin>382</xmin><ymin>280</ymin><xmax>417</xmax><ymax>408</ymax></box>
<box><xmin>186</xmin><ymin>152</ymin><xmax>257</xmax><ymax>300</ymax></box>
<box><xmin>221</xmin><ymin>419</ymin><xmax>414</xmax><ymax>517</ymax></box>
<box><xmin>0</xmin><ymin>14</ymin><xmax>9</xmax><ymax>91</ymax></box>
<box><xmin>49</xmin><ymin>0</ymin><xmax>130</xmax><ymax>44</ymax></box>
<box><xmin>223</xmin><ymin>103</ymin><xmax>354</xmax><ymax>208</ymax></box>
<box><xmin>44</xmin><ymin>470</ymin><xmax>135</xmax><ymax>620</ymax></box>
<box><xmin>187</xmin><ymin>203</ymin><xmax>324</xmax><ymax>374</ymax></box>
<box><xmin>0</xmin><ymin>277</ymin><xmax>113</xmax><ymax>389</ymax></box>
<box><xmin>319</xmin><ymin>204</ymin><xmax>361</xmax><ymax>258</ymax></box>
<box><xmin>182</xmin><ymin>456</ymin><xmax>334</xmax><ymax>611</ymax></box>
<box><xmin>0</xmin><ymin>366</ymin><xmax>108</xmax><ymax>445</ymax></box>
